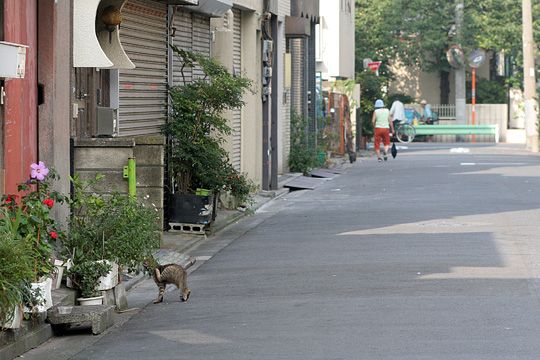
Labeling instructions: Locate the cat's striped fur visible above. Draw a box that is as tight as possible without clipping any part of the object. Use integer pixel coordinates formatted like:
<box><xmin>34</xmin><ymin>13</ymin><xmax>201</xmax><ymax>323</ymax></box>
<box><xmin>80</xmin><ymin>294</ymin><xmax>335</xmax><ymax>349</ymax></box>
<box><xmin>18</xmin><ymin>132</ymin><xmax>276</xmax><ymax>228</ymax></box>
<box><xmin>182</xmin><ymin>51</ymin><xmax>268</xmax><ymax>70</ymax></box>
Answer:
<box><xmin>145</xmin><ymin>262</ymin><xmax>190</xmax><ymax>304</ymax></box>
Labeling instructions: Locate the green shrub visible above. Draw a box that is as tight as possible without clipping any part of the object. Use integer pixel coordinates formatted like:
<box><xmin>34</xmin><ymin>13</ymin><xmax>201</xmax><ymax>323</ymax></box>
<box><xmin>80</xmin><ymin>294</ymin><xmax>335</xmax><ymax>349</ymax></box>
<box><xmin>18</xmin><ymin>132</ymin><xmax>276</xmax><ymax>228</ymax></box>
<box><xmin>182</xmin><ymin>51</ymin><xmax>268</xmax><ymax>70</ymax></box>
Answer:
<box><xmin>467</xmin><ymin>78</ymin><xmax>507</xmax><ymax>104</ymax></box>
<box><xmin>0</xmin><ymin>213</ymin><xmax>33</xmax><ymax>326</ymax></box>
<box><xmin>388</xmin><ymin>93</ymin><xmax>415</xmax><ymax>105</ymax></box>
<box><xmin>289</xmin><ymin>112</ymin><xmax>316</xmax><ymax>175</ymax></box>
<box><xmin>163</xmin><ymin>47</ymin><xmax>252</xmax><ymax>195</ymax></box>
<box><xmin>64</xmin><ymin>175</ymin><xmax>161</xmax><ymax>275</ymax></box>
<box><xmin>357</xmin><ymin>71</ymin><xmax>387</xmax><ymax>138</ymax></box>
<box><xmin>67</xmin><ymin>260</ymin><xmax>111</xmax><ymax>298</ymax></box>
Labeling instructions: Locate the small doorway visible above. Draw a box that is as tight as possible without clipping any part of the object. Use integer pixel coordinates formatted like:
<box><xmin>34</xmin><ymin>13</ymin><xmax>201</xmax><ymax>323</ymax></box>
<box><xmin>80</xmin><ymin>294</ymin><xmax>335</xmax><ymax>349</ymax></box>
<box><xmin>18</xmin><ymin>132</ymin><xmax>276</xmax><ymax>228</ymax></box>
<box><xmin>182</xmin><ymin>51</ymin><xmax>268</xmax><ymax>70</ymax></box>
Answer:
<box><xmin>73</xmin><ymin>68</ymin><xmax>111</xmax><ymax>138</ymax></box>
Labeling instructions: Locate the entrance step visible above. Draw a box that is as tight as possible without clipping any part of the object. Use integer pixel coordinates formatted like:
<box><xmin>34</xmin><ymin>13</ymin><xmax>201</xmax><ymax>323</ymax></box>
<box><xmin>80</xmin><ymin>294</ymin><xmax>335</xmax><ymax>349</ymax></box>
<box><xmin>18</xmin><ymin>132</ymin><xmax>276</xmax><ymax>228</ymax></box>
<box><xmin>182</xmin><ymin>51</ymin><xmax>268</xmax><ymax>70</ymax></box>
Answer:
<box><xmin>47</xmin><ymin>305</ymin><xmax>114</xmax><ymax>335</ymax></box>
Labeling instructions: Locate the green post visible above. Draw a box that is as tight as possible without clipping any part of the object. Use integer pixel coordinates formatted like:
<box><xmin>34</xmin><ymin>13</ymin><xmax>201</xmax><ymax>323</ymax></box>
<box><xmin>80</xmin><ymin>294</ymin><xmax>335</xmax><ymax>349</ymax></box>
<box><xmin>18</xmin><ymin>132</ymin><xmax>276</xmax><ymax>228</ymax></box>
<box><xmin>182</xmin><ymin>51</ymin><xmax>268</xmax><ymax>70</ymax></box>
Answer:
<box><xmin>124</xmin><ymin>157</ymin><xmax>136</xmax><ymax>198</ymax></box>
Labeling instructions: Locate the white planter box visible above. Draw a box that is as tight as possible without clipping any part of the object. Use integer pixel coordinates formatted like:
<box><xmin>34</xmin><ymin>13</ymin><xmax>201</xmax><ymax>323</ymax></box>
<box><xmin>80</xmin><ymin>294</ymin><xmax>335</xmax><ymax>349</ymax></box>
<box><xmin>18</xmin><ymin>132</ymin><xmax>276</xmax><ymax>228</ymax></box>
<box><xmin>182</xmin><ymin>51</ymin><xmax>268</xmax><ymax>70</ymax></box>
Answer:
<box><xmin>52</xmin><ymin>259</ymin><xmax>66</xmax><ymax>290</ymax></box>
<box><xmin>77</xmin><ymin>295</ymin><xmax>103</xmax><ymax>306</ymax></box>
<box><xmin>65</xmin><ymin>259</ymin><xmax>74</xmax><ymax>288</ymax></box>
<box><xmin>2</xmin><ymin>304</ymin><xmax>23</xmax><ymax>329</ymax></box>
<box><xmin>97</xmin><ymin>261</ymin><xmax>119</xmax><ymax>291</ymax></box>
<box><xmin>24</xmin><ymin>277</ymin><xmax>53</xmax><ymax>313</ymax></box>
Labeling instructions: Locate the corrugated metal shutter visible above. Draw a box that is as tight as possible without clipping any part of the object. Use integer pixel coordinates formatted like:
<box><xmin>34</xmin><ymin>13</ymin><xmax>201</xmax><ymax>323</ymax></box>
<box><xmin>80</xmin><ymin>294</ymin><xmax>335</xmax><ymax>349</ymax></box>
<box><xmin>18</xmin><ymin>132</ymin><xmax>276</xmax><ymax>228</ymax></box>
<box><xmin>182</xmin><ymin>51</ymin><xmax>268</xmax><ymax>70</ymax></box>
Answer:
<box><xmin>281</xmin><ymin>31</ymin><xmax>290</xmax><ymax>172</ymax></box>
<box><xmin>173</xmin><ymin>9</ymin><xmax>193</xmax><ymax>85</ymax></box>
<box><xmin>290</xmin><ymin>37</ymin><xmax>306</xmax><ymax>118</ymax></box>
<box><xmin>307</xmin><ymin>21</ymin><xmax>317</xmax><ymax>150</ymax></box>
<box><xmin>172</xmin><ymin>10</ymin><xmax>211</xmax><ymax>85</ymax></box>
<box><xmin>279</xmin><ymin>0</ymin><xmax>290</xmax><ymax>17</ymax></box>
<box><xmin>192</xmin><ymin>13</ymin><xmax>211</xmax><ymax>80</ymax></box>
<box><xmin>118</xmin><ymin>0</ymin><xmax>167</xmax><ymax>137</ymax></box>
<box><xmin>231</xmin><ymin>8</ymin><xmax>242</xmax><ymax>171</ymax></box>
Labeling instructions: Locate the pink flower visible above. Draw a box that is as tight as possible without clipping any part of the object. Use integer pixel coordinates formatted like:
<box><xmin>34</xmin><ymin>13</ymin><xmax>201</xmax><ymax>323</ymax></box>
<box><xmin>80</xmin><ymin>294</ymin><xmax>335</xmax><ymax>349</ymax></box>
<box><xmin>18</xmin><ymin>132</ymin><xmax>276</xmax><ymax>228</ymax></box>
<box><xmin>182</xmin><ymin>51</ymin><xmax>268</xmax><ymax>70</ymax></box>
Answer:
<box><xmin>49</xmin><ymin>231</ymin><xmax>58</xmax><ymax>239</ymax></box>
<box><xmin>43</xmin><ymin>198</ymin><xmax>54</xmax><ymax>208</ymax></box>
<box><xmin>30</xmin><ymin>161</ymin><xmax>49</xmax><ymax>181</ymax></box>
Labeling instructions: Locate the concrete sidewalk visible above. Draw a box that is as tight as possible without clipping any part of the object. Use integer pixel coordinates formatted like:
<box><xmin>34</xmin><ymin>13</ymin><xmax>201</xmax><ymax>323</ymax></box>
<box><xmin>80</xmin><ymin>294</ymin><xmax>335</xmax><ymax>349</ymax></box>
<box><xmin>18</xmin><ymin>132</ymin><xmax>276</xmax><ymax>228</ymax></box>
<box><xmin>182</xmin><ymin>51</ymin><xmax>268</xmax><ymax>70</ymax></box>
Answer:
<box><xmin>16</xmin><ymin>159</ymin><xmax>351</xmax><ymax>360</ymax></box>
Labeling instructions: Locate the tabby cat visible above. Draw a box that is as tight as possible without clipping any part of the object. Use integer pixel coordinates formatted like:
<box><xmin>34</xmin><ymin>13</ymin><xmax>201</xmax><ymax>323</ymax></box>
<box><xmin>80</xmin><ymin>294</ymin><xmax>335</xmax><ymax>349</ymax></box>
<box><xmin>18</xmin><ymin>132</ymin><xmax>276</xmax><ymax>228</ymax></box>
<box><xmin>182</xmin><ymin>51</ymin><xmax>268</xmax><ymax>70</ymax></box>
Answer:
<box><xmin>143</xmin><ymin>259</ymin><xmax>191</xmax><ymax>304</ymax></box>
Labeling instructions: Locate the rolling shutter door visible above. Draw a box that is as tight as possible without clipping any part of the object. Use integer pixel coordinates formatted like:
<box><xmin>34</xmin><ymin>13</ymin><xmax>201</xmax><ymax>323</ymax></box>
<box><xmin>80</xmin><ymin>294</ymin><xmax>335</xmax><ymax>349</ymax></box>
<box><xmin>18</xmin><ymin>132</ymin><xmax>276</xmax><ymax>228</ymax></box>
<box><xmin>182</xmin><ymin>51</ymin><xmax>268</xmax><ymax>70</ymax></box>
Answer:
<box><xmin>118</xmin><ymin>0</ymin><xmax>167</xmax><ymax>137</ymax></box>
<box><xmin>172</xmin><ymin>10</ymin><xmax>211</xmax><ymax>86</ymax></box>
<box><xmin>172</xmin><ymin>9</ymin><xmax>193</xmax><ymax>85</ymax></box>
<box><xmin>231</xmin><ymin>8</ymin><xmax>242</xmax><ymax>171</ymax></box>
<box><xmin>281</xmin><ymin>31</ymin><xmax>290</xmax><ymax>171</ymax></box>
<box><xmin>192</xmin><ymin>13</ymin><xmax>211</xmax><ymax>79</ymax></box>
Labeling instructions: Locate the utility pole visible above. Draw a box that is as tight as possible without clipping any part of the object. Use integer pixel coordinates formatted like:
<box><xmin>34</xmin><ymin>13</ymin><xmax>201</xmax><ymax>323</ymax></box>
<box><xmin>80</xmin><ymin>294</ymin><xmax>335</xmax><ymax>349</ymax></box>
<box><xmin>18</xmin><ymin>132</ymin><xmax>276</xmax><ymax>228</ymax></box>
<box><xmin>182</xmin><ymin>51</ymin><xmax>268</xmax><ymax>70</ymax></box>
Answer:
<box><xmin>522</xmin><ymin>0</ymin><xmax>538</xmax><ymax>152</ymax></box>
<box><xmin>454</xmin><ymin>0</ymin><xmax>466</xmax><ymax>134</ymax></box>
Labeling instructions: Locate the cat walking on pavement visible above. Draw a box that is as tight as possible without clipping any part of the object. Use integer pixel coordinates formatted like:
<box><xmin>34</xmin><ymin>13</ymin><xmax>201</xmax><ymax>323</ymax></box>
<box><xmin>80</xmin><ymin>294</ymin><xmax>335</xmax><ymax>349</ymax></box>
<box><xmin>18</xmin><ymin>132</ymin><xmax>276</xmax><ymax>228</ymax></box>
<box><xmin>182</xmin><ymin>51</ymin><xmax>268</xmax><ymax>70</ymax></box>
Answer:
<box><xmin>143</xmin><ymin>258</ymin><xmax>191</xmax><ymax>304</ymax></box>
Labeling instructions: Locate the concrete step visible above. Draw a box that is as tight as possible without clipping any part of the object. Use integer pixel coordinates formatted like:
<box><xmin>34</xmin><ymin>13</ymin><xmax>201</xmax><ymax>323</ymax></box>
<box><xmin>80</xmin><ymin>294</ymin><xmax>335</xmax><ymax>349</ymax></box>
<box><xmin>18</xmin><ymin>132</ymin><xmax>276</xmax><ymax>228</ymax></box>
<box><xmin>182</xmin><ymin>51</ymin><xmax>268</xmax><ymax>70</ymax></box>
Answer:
<box><xmin>47</xmin><ymin>305</ymin><xmax>114</xmax><ymax>335</ymax></box>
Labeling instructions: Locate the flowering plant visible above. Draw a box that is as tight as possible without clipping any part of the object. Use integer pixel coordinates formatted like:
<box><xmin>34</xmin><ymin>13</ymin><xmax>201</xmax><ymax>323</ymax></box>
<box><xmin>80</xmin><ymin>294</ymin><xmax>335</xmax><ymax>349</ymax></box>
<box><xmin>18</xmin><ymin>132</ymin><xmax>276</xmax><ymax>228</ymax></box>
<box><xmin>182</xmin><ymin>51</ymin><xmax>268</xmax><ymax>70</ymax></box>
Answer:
<box><xmin>1</xmin><ymin>162</ymin><xmax>67</xmax><ymax>280</ymax></box>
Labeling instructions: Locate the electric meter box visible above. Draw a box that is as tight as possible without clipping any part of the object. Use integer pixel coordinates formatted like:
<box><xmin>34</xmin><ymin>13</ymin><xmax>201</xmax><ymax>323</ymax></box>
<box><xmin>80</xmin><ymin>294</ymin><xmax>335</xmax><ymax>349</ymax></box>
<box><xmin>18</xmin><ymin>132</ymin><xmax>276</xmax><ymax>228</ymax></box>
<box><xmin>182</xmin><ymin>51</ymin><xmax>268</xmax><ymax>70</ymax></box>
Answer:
<box><xmin>0</xmin><ymin>41</ymin><xmax>28</xmax><ymax>79</ymax></box>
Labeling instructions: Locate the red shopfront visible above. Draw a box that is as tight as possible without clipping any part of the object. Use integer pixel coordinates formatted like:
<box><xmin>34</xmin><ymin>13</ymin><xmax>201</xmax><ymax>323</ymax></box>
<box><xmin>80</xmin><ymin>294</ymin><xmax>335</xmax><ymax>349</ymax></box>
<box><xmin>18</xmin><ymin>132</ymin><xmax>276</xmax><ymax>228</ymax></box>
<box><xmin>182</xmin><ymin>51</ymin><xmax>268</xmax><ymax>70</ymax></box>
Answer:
<box><xmin>2</xmin><ymin>0</ymin><xmax>38</xmax><ymax>195</ymax></box>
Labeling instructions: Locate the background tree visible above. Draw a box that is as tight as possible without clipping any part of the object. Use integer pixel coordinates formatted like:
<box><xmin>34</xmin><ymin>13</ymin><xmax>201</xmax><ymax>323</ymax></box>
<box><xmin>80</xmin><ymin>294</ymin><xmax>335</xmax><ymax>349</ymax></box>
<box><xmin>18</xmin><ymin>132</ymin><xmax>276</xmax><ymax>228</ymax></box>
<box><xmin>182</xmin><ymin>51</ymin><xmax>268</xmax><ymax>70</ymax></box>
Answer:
<box><xmin>356</xmin><ymin>0</ymin><xmax>540</xmax><ymax>103</ymax></box>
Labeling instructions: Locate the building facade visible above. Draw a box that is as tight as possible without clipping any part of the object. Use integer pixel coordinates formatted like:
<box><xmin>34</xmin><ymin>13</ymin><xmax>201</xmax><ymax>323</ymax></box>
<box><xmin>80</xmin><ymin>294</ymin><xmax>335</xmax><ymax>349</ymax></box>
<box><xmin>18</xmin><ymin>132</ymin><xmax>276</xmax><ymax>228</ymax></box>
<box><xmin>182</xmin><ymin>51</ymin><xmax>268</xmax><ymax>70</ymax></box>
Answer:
<box><xmin>0</xmin><ymin>0</ymin><xmax>319</xmax><ymax>224</ymax></box>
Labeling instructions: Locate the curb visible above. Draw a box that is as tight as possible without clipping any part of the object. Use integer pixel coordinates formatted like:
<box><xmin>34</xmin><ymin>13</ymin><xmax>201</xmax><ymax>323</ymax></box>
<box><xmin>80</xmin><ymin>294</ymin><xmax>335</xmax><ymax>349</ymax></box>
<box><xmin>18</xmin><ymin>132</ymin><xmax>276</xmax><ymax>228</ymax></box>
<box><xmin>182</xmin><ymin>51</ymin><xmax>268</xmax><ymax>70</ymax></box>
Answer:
<box><xmin>124</xmin><ymin>187</ymin><xmax>290</xmax><ymax>293</ymax></box>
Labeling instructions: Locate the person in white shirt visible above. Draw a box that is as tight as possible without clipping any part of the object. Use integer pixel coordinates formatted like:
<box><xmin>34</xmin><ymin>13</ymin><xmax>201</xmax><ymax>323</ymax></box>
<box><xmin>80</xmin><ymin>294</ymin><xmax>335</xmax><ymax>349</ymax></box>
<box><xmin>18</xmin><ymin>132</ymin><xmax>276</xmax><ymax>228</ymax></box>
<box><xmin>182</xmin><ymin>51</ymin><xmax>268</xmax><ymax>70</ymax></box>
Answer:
<box><xmin>389</xmin><ymin>99</ymin><xmax>406</xmax><ymax>131</ymax></box>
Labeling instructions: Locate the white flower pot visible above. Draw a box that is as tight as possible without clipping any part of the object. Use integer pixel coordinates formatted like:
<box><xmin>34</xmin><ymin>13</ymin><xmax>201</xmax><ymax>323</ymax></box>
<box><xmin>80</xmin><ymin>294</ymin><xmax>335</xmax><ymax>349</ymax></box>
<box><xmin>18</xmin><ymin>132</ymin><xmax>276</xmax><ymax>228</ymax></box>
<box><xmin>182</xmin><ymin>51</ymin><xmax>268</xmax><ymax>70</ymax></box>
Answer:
<box><xmin>66</xmin><ymin>259</ymin><xmax>74</xmax><ymax>288</ymax></box>
<box><xmin>2</xmin><ymin>304</ymin><xmax>23</xmax><ymax>329</ymax></box>
<box><xmin>97</xmin><ymin>261</ymin><xmax>119</xmax><ymax>291</ymax></box>
<box><xmin>24</xmin><ymin>277</ymin><xmax>53</xmax><ymax>313</ymax></box>
<box><xmin>77</xmin><ymin>295</ymin><xmax>104</xmax><ymax>306</ymax></box>
<box><xmin>52</xmin><ymin>259</ymin><xmax>66</xmax><ymax>290</ymax></box>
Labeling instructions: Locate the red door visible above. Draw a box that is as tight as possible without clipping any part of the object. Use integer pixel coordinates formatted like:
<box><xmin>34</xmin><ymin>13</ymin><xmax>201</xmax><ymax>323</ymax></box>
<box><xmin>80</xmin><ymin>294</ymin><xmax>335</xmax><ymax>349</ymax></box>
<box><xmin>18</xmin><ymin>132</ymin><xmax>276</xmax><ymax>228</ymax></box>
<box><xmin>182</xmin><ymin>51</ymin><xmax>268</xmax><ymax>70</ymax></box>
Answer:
<box><xmin>3</xmin><ymin>0</ymin><xmax>38</xmax><ymax>195</ymax></box>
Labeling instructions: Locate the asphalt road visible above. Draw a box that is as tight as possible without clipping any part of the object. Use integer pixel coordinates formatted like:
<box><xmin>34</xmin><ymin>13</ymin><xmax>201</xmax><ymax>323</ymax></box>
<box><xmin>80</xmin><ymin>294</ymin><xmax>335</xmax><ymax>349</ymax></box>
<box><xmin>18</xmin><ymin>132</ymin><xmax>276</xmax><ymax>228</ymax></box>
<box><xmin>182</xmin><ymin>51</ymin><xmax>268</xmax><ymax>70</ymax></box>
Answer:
<box><xmin>69</xmin><ymin>144</ymin><xmax>540</xmax><ymax>359</ymax></box>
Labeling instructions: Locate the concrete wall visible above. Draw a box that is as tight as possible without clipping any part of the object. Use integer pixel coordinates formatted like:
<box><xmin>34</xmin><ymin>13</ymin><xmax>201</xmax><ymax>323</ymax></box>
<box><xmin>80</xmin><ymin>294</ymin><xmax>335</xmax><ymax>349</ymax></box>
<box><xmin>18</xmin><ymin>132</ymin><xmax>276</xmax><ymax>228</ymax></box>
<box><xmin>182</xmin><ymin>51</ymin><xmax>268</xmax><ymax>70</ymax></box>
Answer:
<box><xmin>389</xmin><ymin>57</ymin><xmax>491</xmax><ymax>105</ymax></box>
<box><xmin>73</xmin><ymin>136</ymin><xmax>165</xmax><ymax>221</ymax></box>
<box><xmin>38</xmin><ymin>0</ymin><xmax>71</xmax><ymax>222</ymax></box>
<box><xmin>432</xmin><ymin>104</ymin><xmax>508</xmax><ymax>143</ymax></box>
<box><xmin>210</xmin><ymin>13</ymin><xmax>235</xmax><ymax>168</ymax></box>
<box><xmin>240</xmin><ymin>9</ymin><xmax>263</xmax><ymax>184</ymax></box>
<box><xmin>233</xmin><ymin>0</ymin><xmax>261</xmax><ymax>11</ymax></box>
<box><xmin>211</xmin><ymin>5</ymin><xmax>263</xmax><ymax>185</ymax></box>
<box><xmin>317</xmin><ymin>0</ymin><xmax>355</xmax><ymax>80</ymax></box>
<box><xmin>277</xmin><ymin>19</ymin><xmax>290</xmax><ymax>174</ymax></box>
<box><xmin>388</xmin><ymin>62</ymin><xmax>449</xmax><ymax>104</ymax></box>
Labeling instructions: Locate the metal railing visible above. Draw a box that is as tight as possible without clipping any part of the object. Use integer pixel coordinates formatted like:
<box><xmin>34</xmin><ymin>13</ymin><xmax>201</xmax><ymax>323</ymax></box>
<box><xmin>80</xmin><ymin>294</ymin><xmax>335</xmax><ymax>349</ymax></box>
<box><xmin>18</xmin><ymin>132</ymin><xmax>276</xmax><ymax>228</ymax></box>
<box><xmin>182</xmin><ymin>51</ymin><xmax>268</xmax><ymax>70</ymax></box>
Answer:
<box><xmin>431</xmin><ymin>104</ymin><xmax>456</xmax><ymax>120</ymax></box>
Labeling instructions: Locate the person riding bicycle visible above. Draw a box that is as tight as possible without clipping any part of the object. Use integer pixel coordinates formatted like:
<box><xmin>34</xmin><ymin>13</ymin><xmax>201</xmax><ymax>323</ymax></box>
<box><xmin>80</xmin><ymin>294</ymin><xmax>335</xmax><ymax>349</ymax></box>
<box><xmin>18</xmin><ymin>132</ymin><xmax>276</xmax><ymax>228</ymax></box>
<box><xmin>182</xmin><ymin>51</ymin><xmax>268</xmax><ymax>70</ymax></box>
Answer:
<box><xmin>420</xmin><ymin>99</ymin><xmax>435</xmax><ymax>124</ymax></box>
<box><xmin>389</xmin><ymin>99</ymin><xmax>406</xmax><ymax>131</ymax></box>
<box><xmin>372</xmin><ymin>99</ymin><xmax>394</xmax><ymax>162</ymax></box>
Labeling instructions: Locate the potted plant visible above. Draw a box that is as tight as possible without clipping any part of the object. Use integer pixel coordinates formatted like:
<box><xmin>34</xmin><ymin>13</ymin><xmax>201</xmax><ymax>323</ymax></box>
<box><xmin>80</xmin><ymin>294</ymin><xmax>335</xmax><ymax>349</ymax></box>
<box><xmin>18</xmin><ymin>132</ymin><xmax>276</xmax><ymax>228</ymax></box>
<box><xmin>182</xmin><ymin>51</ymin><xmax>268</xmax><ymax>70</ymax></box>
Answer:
<box><xmin>98</xmin><ymin>193</ymin><xmax>161</xmax><ymax>273</ymax></box>
<box><xmin>67</xmin><ymin>259</ymin><xmax>111</xmax><ymax>305</ymax></box>
<box><xmin>0</xmin><ymin>213</ymin><xmax>33</xmax><ymax>329</ymax></box>
<box><xmin>1</xmin><ymin>162</ymin><xmax>67</xmax><ymax>314</ymax></box>
<box><xmin>64</xmin><ymin>175</ymin><xmax>160</xmax><ymax>290</ymax></box>
<box><xmin>163</xmin><ymin>47</ymin><xmax>252</xmax><ymax>225</ymax></box>
<box><xmin>289</xmin><ymin>112</ymin><xmax>316</xmax><ymax>175</ymax></box>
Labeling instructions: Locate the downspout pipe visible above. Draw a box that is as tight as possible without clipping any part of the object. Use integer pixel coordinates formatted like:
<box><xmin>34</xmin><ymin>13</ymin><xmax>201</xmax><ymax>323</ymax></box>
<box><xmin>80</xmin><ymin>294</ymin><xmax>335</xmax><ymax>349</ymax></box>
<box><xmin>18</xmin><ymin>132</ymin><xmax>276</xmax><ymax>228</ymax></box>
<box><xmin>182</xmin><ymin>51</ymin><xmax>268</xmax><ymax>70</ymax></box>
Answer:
<box><xmin>123</xmin><ymin>157</ymin><xmax>137</xmax><ymax>198</ymax></box>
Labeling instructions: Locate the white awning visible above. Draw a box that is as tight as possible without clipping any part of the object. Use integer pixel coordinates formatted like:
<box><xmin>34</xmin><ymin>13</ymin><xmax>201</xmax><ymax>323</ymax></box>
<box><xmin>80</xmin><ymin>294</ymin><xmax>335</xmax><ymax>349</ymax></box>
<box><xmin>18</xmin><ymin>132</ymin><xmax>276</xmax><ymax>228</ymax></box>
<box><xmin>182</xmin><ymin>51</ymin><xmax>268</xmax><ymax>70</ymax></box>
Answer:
<box><xmin>73</xmin><ymin>0</ymin><xmax>113</xmax><ymax>68</ymax></box>
<box><xmin>96</xmin><ymin>0</ymin><xmax>135</xmax><ymax>69</ymax></box>
<box><xmin>73</xmin><ymin>0</ymin><xmax>134</xmax><ymax>69</ymax></box>
<box><xmin>190</xmin><ymin>0</ymin><xmax>232</xmax><ymax>17</ymax></box>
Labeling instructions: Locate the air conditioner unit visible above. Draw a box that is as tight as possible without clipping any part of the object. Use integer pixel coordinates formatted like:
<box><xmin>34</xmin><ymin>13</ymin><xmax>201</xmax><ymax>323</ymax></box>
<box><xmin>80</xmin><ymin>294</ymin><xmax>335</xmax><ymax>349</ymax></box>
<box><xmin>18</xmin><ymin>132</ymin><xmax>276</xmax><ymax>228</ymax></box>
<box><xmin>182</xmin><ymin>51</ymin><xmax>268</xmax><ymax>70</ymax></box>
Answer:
<box><xmin>96</xmin><ymin>107</ymin><xmax>118</xmax><ymax>137</ymax></box>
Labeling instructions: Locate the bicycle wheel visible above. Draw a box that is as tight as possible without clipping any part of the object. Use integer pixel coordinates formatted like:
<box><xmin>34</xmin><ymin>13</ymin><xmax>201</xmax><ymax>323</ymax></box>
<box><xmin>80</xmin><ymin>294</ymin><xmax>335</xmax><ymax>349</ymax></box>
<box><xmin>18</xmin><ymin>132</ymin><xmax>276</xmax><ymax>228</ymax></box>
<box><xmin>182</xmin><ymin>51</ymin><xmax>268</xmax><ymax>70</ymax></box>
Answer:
<box><xmin>396</xmin><ymin>124</ymin><xmax>416</xmax><ymax>143</ymax></box>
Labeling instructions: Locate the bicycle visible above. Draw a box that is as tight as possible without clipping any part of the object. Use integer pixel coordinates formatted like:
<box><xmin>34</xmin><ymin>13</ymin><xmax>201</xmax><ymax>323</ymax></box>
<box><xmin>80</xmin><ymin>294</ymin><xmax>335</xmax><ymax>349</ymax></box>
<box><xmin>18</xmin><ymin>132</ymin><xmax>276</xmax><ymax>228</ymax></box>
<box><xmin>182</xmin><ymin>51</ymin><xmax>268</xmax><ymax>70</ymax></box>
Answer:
<box><xmin>394</xmin><ymin>121</ymin><xmax>416</xmax><ymax>143</ymax></box>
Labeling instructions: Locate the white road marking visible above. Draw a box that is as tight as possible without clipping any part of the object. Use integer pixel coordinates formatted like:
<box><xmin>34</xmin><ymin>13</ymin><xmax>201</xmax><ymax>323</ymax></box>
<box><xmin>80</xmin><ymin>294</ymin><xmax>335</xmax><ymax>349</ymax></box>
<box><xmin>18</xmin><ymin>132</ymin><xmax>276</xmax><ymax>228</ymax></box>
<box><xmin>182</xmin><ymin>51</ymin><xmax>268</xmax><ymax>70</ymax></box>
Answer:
<box><xmin>461</xmin><ymin>162</ymin><xmax>526</xmax><ymax>166</ymax></box>
<box><xmin>195</xmin><ymin>256</ymin><xmax>212</xmax><ymax>261</ymax></box>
